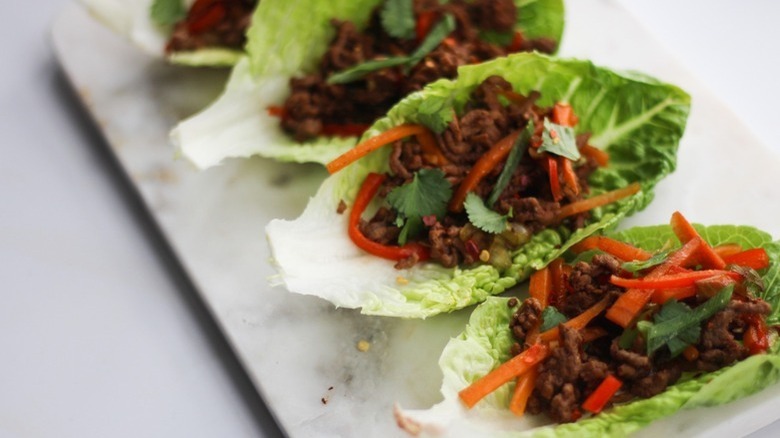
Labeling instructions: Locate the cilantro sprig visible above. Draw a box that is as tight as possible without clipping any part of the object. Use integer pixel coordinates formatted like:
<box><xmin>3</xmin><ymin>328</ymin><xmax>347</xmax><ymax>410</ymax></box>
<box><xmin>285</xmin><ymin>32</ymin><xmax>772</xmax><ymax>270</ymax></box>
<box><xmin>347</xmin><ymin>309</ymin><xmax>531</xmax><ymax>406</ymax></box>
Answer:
<box><xmin>386</xmin><ymin>169</ymin><xmax>452</xmax><ymax>244</ymax></box>
<box><xmin>464</xmin><ymin>193</ymin><xmax>511</xmax><ymax>234</ymax></box>
<box><xmin>638</xmin><ymin>285</ymin><xmax>733</xmax><ymax>357</ymax></box>
<box><xmin>621</xmin><ymin>250</ymin><xmax>672</xmax><ymax>273</ymax></box>
<box><xmin>487</xmin><ymin>120</ymin><xmax>533</xmax><ymax>206</ymax></box>
<box><xmin>538</xmin><ymin>118</ymin><xmax>580</xmax><ymax>161</ymax></box>
<box><xmin>380</xmin><ymin>0</ymin><xmax>416</xmax><ymax>40</ymax></box>
<box><xmin>539</xmin><ymin>306</ymin><xmax>568</xmax><ymax>332</ymax></box>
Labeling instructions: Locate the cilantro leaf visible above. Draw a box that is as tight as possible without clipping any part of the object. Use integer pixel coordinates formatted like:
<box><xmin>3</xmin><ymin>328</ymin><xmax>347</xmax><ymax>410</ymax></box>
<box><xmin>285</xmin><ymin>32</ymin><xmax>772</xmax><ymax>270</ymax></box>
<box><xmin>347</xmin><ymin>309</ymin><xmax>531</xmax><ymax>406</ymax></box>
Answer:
<box><xmin>644</xmin><ymin>285</ymin><xmax>733</xmax><ymax>356</ymax></box>
<box><xmin>464</xmin><ymin>193</ymin><xmax>510</xmax><ymax>234</ymax></box>
<box><xmin>621</xmin><ymin>249</ymin><xmax>672</xmax><ymax>273</ymax></box>
<box><xmin>381</xmin><ymin>0</ymin><xmax>415</xmax><ymax>40</ymax></box>
<box><xmin>539</xmin><ymin>306</ymin><xmax>568</xmax><ymax>332</ymax></box>
<box><xmin>407</xmin><ymin>14</ymin><xmax>456</xmax><ymax>64</ymax></box>
<box><xmin>538</xmin><ymin>118</ymin><xmax>581</xmax><ymax>161</ymax></box>
<box><xmin>150</xmin><ymin>0</ymin><xmax>186</xmax><ymax>27</ymax></box>
<box><xmin>386</xmin><ymin>168</ymin><xmax>451</xmax><ymax>242</ymax></box>
<box><xmin>487</xmin><ymin>120</ymin><xmax>533</xmax><ymax>206</ymax></box>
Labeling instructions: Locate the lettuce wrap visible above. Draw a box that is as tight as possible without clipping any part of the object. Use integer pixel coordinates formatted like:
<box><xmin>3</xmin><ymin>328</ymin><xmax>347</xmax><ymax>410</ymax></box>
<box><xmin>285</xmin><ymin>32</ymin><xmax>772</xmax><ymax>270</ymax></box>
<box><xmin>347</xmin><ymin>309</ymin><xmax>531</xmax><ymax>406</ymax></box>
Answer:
<box><xmin>265</xmin><ymin>53</ymin><xmax>691</xmax><ymax>319</ymax></box>
<box><xmin>172</xmin><ymin>0</ymin><xmax>565</xmax><ymax>168</ymax></box>
<box><xmin>395</xmin><ymin>224</ymin><xmax>780</xmax><ymax>437</ymax></box>
<box><xmin>80</xmin><ymin>0</ymin><xmax>250</xmax><ymax>66</ymax></box>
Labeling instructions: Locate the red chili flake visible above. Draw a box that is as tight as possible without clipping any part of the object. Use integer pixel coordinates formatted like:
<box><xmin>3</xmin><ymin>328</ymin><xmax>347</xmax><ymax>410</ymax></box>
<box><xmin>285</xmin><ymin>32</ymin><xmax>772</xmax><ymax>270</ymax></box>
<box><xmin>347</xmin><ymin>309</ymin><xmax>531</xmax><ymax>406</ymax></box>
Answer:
<box><xmin>422</xmin><ymin>215</ymin><xmax>438</xmax><ymax>227</ymax></box>
<box><xmin>465</xmin><ymin>239</ymin><xmax>480</xmax><ymax>260</ymax></box>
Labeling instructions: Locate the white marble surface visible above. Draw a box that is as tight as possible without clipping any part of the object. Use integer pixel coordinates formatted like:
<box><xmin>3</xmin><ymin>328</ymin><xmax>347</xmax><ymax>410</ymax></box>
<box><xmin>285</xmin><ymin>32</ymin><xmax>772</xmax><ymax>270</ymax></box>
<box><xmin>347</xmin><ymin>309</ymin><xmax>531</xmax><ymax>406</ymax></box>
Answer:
<box><xmin>5</xmin><ymin>0</ymin><xmax>780</xmax><ymax>437</ymax></box>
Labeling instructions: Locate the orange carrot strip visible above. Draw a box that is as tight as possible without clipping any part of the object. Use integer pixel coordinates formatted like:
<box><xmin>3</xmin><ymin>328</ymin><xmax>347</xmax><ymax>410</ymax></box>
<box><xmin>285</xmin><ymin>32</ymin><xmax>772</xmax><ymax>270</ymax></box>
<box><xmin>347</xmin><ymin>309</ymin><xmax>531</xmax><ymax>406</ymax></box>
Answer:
<box><xmin>713</xmin><ymin>243</ymin><xmax>744</xmax><ymax>258</ymax></box>
<box><xmin>529</xmin><ymin>267</ymin><xmax>552</xmax><ymax>309</ymax></box>
<box><xmin>458</xmin><ymin>344</ymin><xmax>549</xmax><ymax>409</ymax></box>
<box><xmin>551</xmin><ymin>103</ymin><xmax>579</xmax><ymax>127</ymax></box>
<box><xmin>669</xmin><ymin>211</ymin><xmax>726</xmax><ymax>269</ymax></box>
<box><xmin>546</xmin><ymin>157</ymin><xmax>563</xmax><ymax>202</ymax></box>
<box><xmin>449</xmin><ymin>131</ymin><xmax>521</xmax><ymax>212</ymax></box>
<box><xmin>580</xmin><ymin>327</ymin><xmax>609</xmax><ymax>343</ymax></box>
<box><xmin>580</xmin><ymin>144</ymin><xmax>609</xmax><ymax>167</ymax></box>
<box><xmin>556</xmin><ymin>183</ymin><xmax>641</xmax><ymax>220</ymax></box>
<box><xmin>570</xmin><ymin>236</ymin><xmax>652</xmax><ymax>262</ymax></box>
<box><xmin>326</xmin><ymin>124</ymin><xmax>427</xmax><ymax>174</ymax></box>
<box><xmin>606</xmin><ymin>237</ymin><xmax>703</xmax><ymax>327</ymax></box>
<box><xmin>560</xmin><ymin>157</ymin><xmax>580</xmax><ymax>196</ymax></box>
<box><xmin>537</xmin><ymin>296</ymin><xmax>611</xmax><ymax>344</ymax></box>
<box><xmin>509</xmin><ymin>367</ymin><xmax>539</xmax><ymax>416</ymax></box>
<box><xmin>723</xmin><ymin>248</ymin><xmax>771</xmax><ymax>270</ymax></box>
<box><xmin>610</xmin><ymin>270</ymin><xmax>741</xmax><ymax>289</ymax></box>
<box><xmin>415</xmin><ymin>128</ymin><xmax>450</xmax><ymax>167</ymax></box>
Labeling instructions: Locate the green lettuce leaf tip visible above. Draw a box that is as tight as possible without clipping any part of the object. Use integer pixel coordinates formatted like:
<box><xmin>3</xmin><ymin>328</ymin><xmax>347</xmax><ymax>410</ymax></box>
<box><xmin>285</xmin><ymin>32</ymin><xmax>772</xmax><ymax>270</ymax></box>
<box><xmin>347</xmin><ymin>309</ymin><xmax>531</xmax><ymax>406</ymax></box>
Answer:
<box><xmin>265</xmin><ymin>53</ymin><xmax>691</xmax><ymax>319</ymax></box>
<box><xmin>173</xmin><ymin>0</ymin><xmax>565</xmax><ymax>168</ymax></box>
<box><xmin>395</xmin><ymin>224</ymin><xmax>780</xmax><ymax>437</ymax></box>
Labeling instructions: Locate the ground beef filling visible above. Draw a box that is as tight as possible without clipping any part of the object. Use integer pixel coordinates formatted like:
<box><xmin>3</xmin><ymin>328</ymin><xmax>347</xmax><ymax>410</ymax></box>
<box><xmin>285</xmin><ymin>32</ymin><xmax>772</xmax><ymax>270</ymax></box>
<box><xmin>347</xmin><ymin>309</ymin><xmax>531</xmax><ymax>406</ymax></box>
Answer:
<box><xmin>508</xmin><ymin>257</ymin><xmax>774</xmax><ymax>423</ymax></box>
<box><xmin>281</xmin><ymin>0</ymin><xmax>557</xmax><ymax>141</ymax></box>
<box><xmin>166</xmin><ymin>0</ymin><xmax>257</xmax><ymax>53</ymax></box>
<box><xmin>360</xmin><ymin>76</ymin><xmax>598</xmax><ymax>270</ymax></box>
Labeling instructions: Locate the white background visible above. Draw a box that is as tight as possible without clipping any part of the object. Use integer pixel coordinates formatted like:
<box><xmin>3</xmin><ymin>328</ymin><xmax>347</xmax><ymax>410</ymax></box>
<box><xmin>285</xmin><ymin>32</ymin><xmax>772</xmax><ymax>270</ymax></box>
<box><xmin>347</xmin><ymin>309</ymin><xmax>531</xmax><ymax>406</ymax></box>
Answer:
<box><xmin>2</xmin><ymin>1</ymin><xmax>779</xmax><ymax>436</ymax></box>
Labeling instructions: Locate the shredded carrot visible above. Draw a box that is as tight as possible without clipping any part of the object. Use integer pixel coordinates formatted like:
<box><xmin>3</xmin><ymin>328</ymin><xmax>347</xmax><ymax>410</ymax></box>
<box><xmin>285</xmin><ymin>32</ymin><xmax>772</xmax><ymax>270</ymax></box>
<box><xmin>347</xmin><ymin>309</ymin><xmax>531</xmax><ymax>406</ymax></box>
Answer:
<box><xmin>551</xmin><ymin>102</ymin><xmax>579</xmax><ymax>127</ymax></box>
<box><xmin>546</xmin><ymin>157</ymin><xmax>563</xmax><ymax>202</ymax></box>
<box><xmin>580</xmin><ymin>327</ymin><xmax>609</xmax><ymax>343</ymax></box>
<box><xmin>549</xmin><ymin>258</ymin><xmax>567</xmax><ymax>307</ymax></box>
<box><xmin>537</xmin><ymin>296</ymin><xmax>610</xmax><ymax>344</ymax></box>
<box><xmin>415</xmin><ymin>128</ymin><xmax>450</xmax><ymax>166</ymax></box>
<box><xmin>560</xmin><ymin>157</ymin><xmax>580</xmax><ymax>196</ymax></box>
<box><xmin>326</xmin><ymin>124</ymin><xmax>427</xmax><ymax>174</ymax></box>
<box><xmin>611</xmin><ymin>270</ymin><xmax>741</xmax><ymax>290</ymax></box>
<box><xmin>606</xmin><ymin>238</ymin><xmax>703</xmax><ymax>327</ymax></box>
<box><xmin>449</xmin><ymin>131</ymin><xmax>521</xmax><ymax>212</ymax></box>
<box><xmin>580</xmin><ymin>144</ymin><xmax>609</xmax><ymax>167</ymax></box>
<box><xmin>571</xmin><ymin>236</ymin><xmax>652</xmax><ymax>262</ymax></box>
<box><xmin>669</xmin><ymin>211</ymin><xmax>726</xmax><ymax>269</ymax></box>
<box><xmin>267</xmin><ymin>105</ymin><xmax>286</xmax><ymax>118</ymax></box>
<box><xmin>529</xmin><ymin>267</ymin><xmax>552</xmax><ymax>309</ymax></box>
<box><xmin>509</xmin><ymin>368</ymin><xmax>538</xmax><ymax>416</ymax></box>
<box><xmin>556</xmin><ymin>183</ymin><xmax>641</xmax><ymax>220</ymax></box>
<box><xmin>713</xmin><ymin>243</ymin><xmax>743</xmax><ymax>258</ymax></box>
<box><xmin>458</xmin><ymin>344</ymin><xmax>549</xmax><ymax>409</ymax></box>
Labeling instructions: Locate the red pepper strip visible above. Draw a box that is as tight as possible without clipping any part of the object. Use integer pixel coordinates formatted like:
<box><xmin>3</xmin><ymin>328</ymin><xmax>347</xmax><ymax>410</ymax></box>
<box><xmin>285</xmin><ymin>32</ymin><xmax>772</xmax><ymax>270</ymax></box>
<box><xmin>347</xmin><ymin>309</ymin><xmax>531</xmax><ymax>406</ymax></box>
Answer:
<box><xmin>449</xmin><ymin>131</ymin><xmax>521</xmax><ymax>212</ymax></box>
<box><xmin>606</xmin><ymin>237</ymin><xmax>703</xmax><ymax>328</ymax></box>
<box><xmin>551</xmin><ymin>102</ymin><xmax>579</xmax><ymax>127</ymax></box>
<box><xmin>580</xmin><ymin>144</ymin><xmax>610</xmax><ymax>167</ymax></box>
<box><xmin>610</xmin><ymin>270</ymin><xmax>741</xmax><ymax>290</ymax></box>
<box><xmin>560</xmin><ymin>157</ymin><xmax>580</xmax><ymax>196</ymax></box>
<box><xmin>571</xmin><ymin>236</ymin><xmax>652</xmax><ymax>262</ymax></box>
<box><xmin>321</xmin><ymin>123</ymin><xmax>370</xmax><ymax>138</ymax></box>
<box><xmin>744</xmin><ymin>314</ymin><xmax>770</xmax><ymax>355</ymax></box>
<box><xmin>267</xmin><ymin>105</ymin><xmax>286</xmax><ymax>118</ymax></box>
<box><xmin>537</xmin><ymin>296</ymin><xmax>611</xmax><ymax>344</ymax></box>
<box><xmin>548</xmin><ymin>258</ymin><xmax>567</xmax><ymax>307</ymax></box>
<box><xmin>415</xmin><ymin>128</ymin><xmax>451</xmax><ymax>166</ymax></box>
<box><xmin>582</xmin><ymin>375</ymin><xmax>622</xmax><ymax>414</ymax></box>
<box><xmin>723</xmin><ymin>248</ymin><xmax>770</xmax><ymax>270</ymax></box>
<box><xmin>348</xmin><ymin>173</ymin><xmax>430</xmax><ymax>262</ymax></box>
<box><xmin>509</xmin><ymin>367</ymin><xmax>537</xmax><ymax>416</ymax></box>
<box><xmin>189</xmin><ymin>0</ymin><xmax>215</xmax><ymax>16</ymax></box>
<box><xmin>670</xmin><ymin>211</ymin><xmax>726</xmax><ymax>269</ymax></box>
<box><xmin>327</xmin><ymin>124</ymin><xmax>427</xmax><ymax>174</ymax></box>
<box><xmin>459</xmin><ymin>344</ymin><xmax>549</xmax><ymax>409</ymax></box>
<box><xmin>506</xmin><ymin>31</ymin><xmax>525</xmax><ymax>52</ymax></box>
<box><xmin>713</xmin><ymin>243</ymin><xmax>744</xmax><ymax>258</ymax></box>
<box><xmin>415</xmin><ymin>11</ymin><xmax>438</xmax><ymax>42</ymax></box>
<box><xmin>556</xmin><ymin>183</ymin><xmax>641</xmax><ymax>220</ymax></box>
<box><xmin>529</xmin><ymin>267</ymin><xmax>552</xmax><ymax>309</ymax></box>
<box><xmin>546</xmin><ymin>156</ymin><xmax>563</xmax><ymax>202</ymax></box>
<box><xmin>187</xmin><ymin>3</ymin><xmax>226</xmax><ymax>34</ymax></box>
<box><xmin>651</xmin><ymin>285</ymin><xmax>697</xmax><ymax>304</ymax></box>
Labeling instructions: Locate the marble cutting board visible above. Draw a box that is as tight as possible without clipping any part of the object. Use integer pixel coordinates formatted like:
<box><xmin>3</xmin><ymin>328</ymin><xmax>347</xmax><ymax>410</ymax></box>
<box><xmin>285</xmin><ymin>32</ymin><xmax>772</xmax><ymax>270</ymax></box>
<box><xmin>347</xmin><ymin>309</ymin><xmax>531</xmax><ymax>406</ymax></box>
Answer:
<box><xmin>52</xmin><ymin>1</ymin><xmax>780</xmax><ymax>436</ymax></box>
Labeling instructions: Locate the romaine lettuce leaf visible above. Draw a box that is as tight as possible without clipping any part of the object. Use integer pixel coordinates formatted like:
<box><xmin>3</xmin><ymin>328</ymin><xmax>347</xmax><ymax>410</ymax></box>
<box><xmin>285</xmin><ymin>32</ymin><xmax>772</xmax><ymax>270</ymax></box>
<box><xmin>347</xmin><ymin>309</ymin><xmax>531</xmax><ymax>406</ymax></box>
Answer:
<box><xmin>396</xmin><ymin>224</ymin><xmax>780</xmax><ymax>437</ymax></box>
<box><xmin>174</xmin><ymin>0</ymin><xmax>565</xmax><ymax>168</ymax></box>
<box><xmin>79</xmin><ymin>0</ymin><xmax>244</xmax><ymax>66</ymax></box>
<box><xmin>266</xmin><ymin>53</ymin><xmax>691</xmax><ymax>318</ymax></box>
